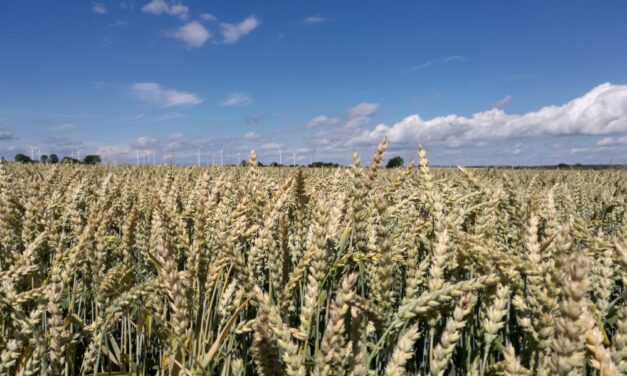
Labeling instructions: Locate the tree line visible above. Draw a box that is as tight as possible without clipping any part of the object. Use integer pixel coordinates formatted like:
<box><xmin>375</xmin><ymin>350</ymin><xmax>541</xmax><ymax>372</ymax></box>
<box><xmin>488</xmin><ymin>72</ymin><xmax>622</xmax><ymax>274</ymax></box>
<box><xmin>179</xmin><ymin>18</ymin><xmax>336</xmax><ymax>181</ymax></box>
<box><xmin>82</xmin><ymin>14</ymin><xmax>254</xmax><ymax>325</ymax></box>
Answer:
<box><xmin>12</xmin><ymin>153</ymin><xmax>101</xmax><ymax>164</ymax></box>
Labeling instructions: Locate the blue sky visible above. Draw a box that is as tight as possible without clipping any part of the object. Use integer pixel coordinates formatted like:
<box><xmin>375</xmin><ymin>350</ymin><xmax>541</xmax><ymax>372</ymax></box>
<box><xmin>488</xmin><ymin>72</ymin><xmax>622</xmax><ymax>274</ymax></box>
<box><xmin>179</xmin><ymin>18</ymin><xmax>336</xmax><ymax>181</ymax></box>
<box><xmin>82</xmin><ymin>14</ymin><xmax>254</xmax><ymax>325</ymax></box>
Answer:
<box><xmin>1</xmin><ymin>0</ymin><xmax>626</xmax><ymax>165</ymax></box>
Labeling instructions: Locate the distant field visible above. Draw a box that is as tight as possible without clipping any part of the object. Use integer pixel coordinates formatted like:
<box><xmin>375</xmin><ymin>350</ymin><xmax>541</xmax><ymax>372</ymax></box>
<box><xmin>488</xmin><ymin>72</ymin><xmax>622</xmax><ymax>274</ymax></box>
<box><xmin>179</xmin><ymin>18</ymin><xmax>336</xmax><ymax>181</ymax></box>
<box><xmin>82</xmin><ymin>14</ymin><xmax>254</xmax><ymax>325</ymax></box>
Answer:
<box><xmin>0</xmin><ymin>142</ymin><xmax>625</xmax><ymax>375</ymax></box>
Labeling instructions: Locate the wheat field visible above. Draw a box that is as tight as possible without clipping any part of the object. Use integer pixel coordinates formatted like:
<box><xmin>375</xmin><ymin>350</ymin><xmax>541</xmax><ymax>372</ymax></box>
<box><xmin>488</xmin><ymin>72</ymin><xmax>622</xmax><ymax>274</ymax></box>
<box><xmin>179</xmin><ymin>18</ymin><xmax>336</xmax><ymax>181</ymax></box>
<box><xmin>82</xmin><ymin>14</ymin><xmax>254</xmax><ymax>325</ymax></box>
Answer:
<box><xmin>0</xmin><ymin>140</ymin><xmax>625</xmax><ymax>375</ymax></box>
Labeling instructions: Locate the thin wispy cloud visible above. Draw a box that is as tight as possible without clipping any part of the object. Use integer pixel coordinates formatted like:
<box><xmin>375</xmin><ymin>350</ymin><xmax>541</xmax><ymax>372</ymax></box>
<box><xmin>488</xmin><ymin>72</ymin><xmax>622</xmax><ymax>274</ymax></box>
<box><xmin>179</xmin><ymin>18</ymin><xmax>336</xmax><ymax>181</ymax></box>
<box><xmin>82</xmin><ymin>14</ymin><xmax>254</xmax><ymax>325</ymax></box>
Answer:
<box><xmin>408</xmin><ymin>55</ymin><xmax>466</xmax><ymax>72</ymax></box>
<box><xmin>306</xmin><ymin>115</ymin><xmax>340</xmax><ymax>128</ymax></box>
<box><xmin>220</xmin><ymin>16</ymin><xmax>259</xmax><ymax>44</ymax></box>
<box><xmin>132</xmin><ymin>82</ymin><xmax>203</xmax><ymax>107</ymax></box>
<box><xmin>303</xmin><ymin>15</ymin><xmax>328</xmax><ymax>25</ymax></box>
<box><xmin>246</xmin><ymin>115</ymin><xmax>263</xmax><ymax>125</ymax></box>
<box><xmin>345</xmin><ymin>102</ymin><xmax>380</xmax><ymax>128</ymax></box>
<box><xmin>166</xmin><ymin>21</ymin><xmax>211</xmax><ymax>48</ymax></box>
<box><xmin>49</xmin><ymin>123</ymin><xmax>77</xmax><ymax>131</ymax></box>
<box><xmin>261</xmin><ymin>142</ymin><xmax>282</xmax><ymax>150</ymax></box>
<box><xmin>596</xmin><ymin>136</ymin><xmax>627</xmax><ymax>146</ymax></box>
<box><xmin>109</xmin><ymin>20</ymin><xmax>129</xmax><ymax>28</ymax></box>
<box><xmin>92</xmin><ymin>3</ymin><xmax>107</xmax><ymax>15</ymax></box>
<box><xmin>243</xmin><ymin>132</ymin><xmax>261</xmax><ymax>140</ymax></box>
<box><xmin>149</xmin><ymin>112</ymin><xmax>187</xmax><ymax>122</ymax></box>
<box><xmin>200</xmin><ymin>13</ymin><xmax>217</xmax><ymax>22</ymax></box>
<box><xmin>305</xmin><ymin>103</ymin><xmax>380</xmax><ymax>129</ymax></box>
<box><xmin>221</xmin><ymin>92</ymin><xmax>252</xmax><ymax>106</ymax></box>
<box><xmin>141</xmin><ymin>0</ymin><xmax>189</xmax><ymax>20</ymax></box>
<box><xmin>492</xmin><ymin>95</ymin><xmax>512</xmax><ymax>108</ymax></box>
<box><xmin>0</xmin><ymin>129</ymin><xmax>14</xmax><ymax>141</ymax></box>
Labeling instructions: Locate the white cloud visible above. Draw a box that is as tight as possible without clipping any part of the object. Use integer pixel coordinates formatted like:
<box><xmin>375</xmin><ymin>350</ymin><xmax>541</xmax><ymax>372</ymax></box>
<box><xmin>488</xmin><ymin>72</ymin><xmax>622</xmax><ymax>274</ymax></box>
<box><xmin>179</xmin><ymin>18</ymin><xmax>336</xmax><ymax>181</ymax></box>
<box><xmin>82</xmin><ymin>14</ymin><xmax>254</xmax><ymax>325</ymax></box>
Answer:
<box><xmin>492</xmin><ymin>95</ymin><xmax>512</xmax><ymax>108</ymax></box>
<box><xmin>141</xmin><ymin>0</ymin><xmax>189</xmax><ymax>19</ymax></box>
<box><xmin>261</xmin><ymin>143</ymin><xmax>282</xmax><ymax>150</ymax></box>
<box><xmin>346</xmin><ymin>102</ymin><xmax>380</xmax><ymax>128</ymax></box>
<box><xmin>109</xmin><ymin>20</ymin><xmax>129</xmax><ymax>28</ymax></box>
<box><xmin>134</xmin><ymin>136</ymin><xmax>159</xmax><ymax>149</ymax></box>
<box><xmin>246</xmin><ymin>115</ymin><xmax>263</xmax><ymax>124</ymax></box>
<box><xmin>348</xmin><ymin>83</ymin><xmax>627</xmax><ymax>147</ymax></box>
<box><xmin>0</xmin><ymin>129</ymin><xmax>14</xmax><ymax>140</ymax></box>
<box><xmin>408</xmin><ymin>55</ymin><xmax>466</xmax><ymax>71</ymax></box>
<box><xmin>144</xmin><ymin>112</ymin><xmax>186</xmax><ymax>122</ymax></box>
<box><xmin>92</xmin><ymin>3</ymin><xmax>108</xmax><ymax>15</ymax></box>
<box><xmin>200</xmin><ymin>13</ymin><xmax>217</xmax><ymax>22</ymax></box>
<box><xmin>303</xmin><ymin>15</ymin><xmax>328</xmax><ymax>24</ymax></box>
<box><xmin>243</xmin><ymin>132</ymin><xmax>260</xmax><ymax>140</ymax></box>
<box><xmin>132</xmin><ymin>82</ymin><xmax>203</xmax><ymax>107</ymax></box>
<box><xmin>220</xmin><ymin>16</ymin><xmax>259</xmax><ymax>44</ymax></box>
<box><xmin>348</xmin><ymin>102</ymin><xmax>380</xmax><ymax>118</ymax></box>
<box><xmin>167</xmin><ymin>21</ymin><xmax>211</xmax><ymax>48</ymax></box>
<box><xmin>596</xmin><ymin>136</ymin><xmax>627</xmax><ymax>146</ymax></box>
<box><xmin>221</xmin><ymin>92</ymin><xmax>252</xmax><ymax>106</ymax></box>
<box><xmin>97</xmin><ymin>144</ymin><xmax>132</xmax><ymax>156</ymax></box>
<box><xmin>49</xmin><ymin>123</ymin><xmax>77</xmax><ymax>131</ymax></box>
<box><xmin>306</xmin><ymin>115</ymin><xmax>340</xmax><ymax>128</ymax></box>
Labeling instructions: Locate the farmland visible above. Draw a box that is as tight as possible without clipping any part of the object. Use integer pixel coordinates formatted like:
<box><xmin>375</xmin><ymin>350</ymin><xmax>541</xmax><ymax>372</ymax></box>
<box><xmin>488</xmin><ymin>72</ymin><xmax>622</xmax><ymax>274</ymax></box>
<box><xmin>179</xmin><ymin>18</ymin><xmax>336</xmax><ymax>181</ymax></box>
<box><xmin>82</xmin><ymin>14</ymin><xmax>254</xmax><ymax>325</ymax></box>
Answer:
<box><xmin>0</xmin><ymin>142</ymin><xmax>625</xmax><ymax>375</ymax></box>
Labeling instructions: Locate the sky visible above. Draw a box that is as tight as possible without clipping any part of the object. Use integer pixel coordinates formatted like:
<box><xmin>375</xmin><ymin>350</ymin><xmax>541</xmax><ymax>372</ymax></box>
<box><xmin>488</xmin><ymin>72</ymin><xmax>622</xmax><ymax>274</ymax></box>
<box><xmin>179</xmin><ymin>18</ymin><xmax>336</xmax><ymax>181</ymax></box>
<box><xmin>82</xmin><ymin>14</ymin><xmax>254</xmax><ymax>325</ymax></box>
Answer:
<box><xmin>1</xmin><ymin>0</ymin><xmax>627</xmax><ymax>166</ymax></box>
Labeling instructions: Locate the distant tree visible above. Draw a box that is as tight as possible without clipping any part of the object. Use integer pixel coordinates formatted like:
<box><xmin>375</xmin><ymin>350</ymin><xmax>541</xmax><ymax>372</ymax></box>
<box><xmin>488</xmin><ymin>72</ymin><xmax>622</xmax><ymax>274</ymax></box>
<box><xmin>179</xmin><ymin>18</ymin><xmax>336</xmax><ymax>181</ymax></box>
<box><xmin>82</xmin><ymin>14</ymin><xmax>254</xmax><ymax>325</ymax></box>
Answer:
<box><xmin>61</xmin><ymin>156</ymin><xmax>80</xmax><ymax>164</ymax></box>
<box><xmin>15</xmin><ymin>153</ymin><xmax>32</xmax><ymax>163</ymax></box>
<box><xmin>83</xmin><ymin>155</ymin><xmax>101</xmax><ymax>165</ymax></box>
<box><xmin>40</xmin><ymin>155</ymin><xmax>49</xmax><ymax>164</ymax></box>
<box><xmin>49</xmin><ymin>154</ymin><xmax>59</xmax><ymax>164</ymax></box>
<box><xmin>240</xmin><ymin>159</ymin><xmax>248</xmax><ymax>167</ymax></box>
<box><xmin>308</xmin><ymin>161</ymin><xmax>340</xmax><ymax>168</ymax></box>
<box><xmin>386</xmin><ymin>156</ymin><xmax>404</xmax><ymax>168</ymax></box>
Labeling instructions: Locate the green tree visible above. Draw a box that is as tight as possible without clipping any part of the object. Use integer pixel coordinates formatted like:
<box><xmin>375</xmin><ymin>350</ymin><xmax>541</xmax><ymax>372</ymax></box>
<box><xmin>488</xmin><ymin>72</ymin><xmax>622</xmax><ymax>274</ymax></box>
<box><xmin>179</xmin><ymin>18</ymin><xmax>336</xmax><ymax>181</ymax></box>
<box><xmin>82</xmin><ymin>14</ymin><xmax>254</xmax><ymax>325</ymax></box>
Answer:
<box><xmin>61</xmin><ymin>156</ymin><xmax>80</xmax><ymax>164</ymax></box>
<box><xmin>386</xmin><ymin>156</ymin><xmax>404</xmax><ymax>168</ymax></box>
<box><xmin>49</xmin><ymin>154</ymin><xmax>59</xmax><ymax>164</ymax></box>
<box><xmin>83</xmin><ymin>155</ymin><xmax>101</xmax><ymax>165</ymax></box>
<box><xmin>15</xmin><ymin>153</ymin><xmax>32</xmax><ymax>163</ymax></box>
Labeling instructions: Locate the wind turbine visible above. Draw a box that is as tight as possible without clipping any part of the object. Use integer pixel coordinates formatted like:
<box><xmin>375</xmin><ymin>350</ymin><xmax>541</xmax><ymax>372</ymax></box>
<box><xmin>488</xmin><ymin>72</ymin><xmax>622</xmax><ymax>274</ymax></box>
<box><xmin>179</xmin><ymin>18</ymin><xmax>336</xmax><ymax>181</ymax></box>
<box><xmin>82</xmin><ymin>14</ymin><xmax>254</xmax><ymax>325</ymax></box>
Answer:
<box><xmin>220</xmin><ymin>149</ymin><xmax>224</xmax><ymax>166</ymax></box>
<box><xmin>279</xmin><ymin>148</ymin><xmax>282</xmax><ymax>165</ymax></box>
<box><xmin>292</xmin><ymin>152</ymin><xmax>296</xmax><ymax>166</ymax></box>
<box><xmin>28</xmin><ymin>145</ymin><xmax>37</xmax><ymax>160</ymax></box>
<box><xmin>75</xmin><ymin>147</ymin><xmax>83</xmax><ymax>161</ymax></box>
<box><xmin>197</xmin><ymin>148</ymin><xmax>202</xmax><ymax>167</ymax></box>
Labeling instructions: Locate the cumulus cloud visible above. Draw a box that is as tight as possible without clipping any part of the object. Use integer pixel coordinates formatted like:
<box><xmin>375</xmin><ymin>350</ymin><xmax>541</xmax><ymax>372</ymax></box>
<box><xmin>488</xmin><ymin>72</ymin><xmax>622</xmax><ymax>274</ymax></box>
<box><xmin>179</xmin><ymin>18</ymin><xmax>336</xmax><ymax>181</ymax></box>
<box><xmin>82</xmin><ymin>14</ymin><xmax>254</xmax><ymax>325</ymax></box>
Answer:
<box><xmin>348</xmin><ymin>83</ymin><xmax>627</xmax><ymax>147</ymax></box>
<box><xmin>167</xmin><ymin>21</ymin><xmax>211</xmax><ymax>48</ymax></box>
<box><xmin>132</xmin><ymin>82</ymin><xmax>203</xmax><ymax>107</ymax></box>
<box><xmin>303</xmin><ymin>15</ymin><xmax>328</xmax><ymax>24</ymax></box>
<box><xmin>306</xmin><ymin>115</ymin><xmax>340</xmax><ymax>128</ymax></box>
<box><xmin>0</xmin><ymin>129</ymin><xmax>14</xmax><ymax>141</ymax></box>
<box><xmin>408</xmin><ymin>55</ymin><xmax>466</xmax><ymax>72</ymax></box>
<box><xmin>220</xmin><ymin>16</ymin><xmax>259</xmax><ymax>44</ymax></box>
<box><xmin>141</xmin><ymin>0</ymin><xmax>189</xmax><ymax>20</ymax></box>
<box><xmin>92</xmin><ymin>3</ymin><xmax>107</xmax><ymax>14</ymax></box>
<box><xmin>221</xmin><ymin>92</ymin><xmax>252</xmax><ymax>106</ymax></box>
<box><xmin>243</xmin><ymin>132</ymin><xmax>260</xmax><ymax>140</ymax></box>
<box><xmin>492</xmin><ymin>95</ymin><xmax>512</xmax><ymax>108</ymax></box>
